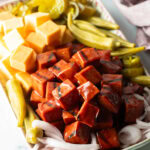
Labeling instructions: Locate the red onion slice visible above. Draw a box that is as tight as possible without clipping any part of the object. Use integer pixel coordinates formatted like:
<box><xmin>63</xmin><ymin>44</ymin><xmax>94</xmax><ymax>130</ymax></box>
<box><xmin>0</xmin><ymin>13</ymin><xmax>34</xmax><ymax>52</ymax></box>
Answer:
<box><xmin>119</xmin><ymin>125</ymin><xmax>142</xmax><ymax>145</ymax></box>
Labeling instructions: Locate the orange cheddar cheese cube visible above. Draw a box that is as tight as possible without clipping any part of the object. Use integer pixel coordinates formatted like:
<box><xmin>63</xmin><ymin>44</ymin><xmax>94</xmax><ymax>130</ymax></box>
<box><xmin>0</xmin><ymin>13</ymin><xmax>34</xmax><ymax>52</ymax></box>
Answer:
<box><xmin>0</xmin><ymin>39</ymin><xmax>10</xmax><ymax>59</ymax></box>
<box><xmin>36</xmin><ymin>20</ymin><xmax>60</xmax><ymax>45</ymax></box>
<box><xmin>0</xmin><ymin>56</ymin><xmax>18</xmax><ymax>79</ymax></box>
<box><xmin>62</xmin><ymin>29</ymin><xmax>75</xmax><ymax>45</ymax></box>
<box><xmin>10</xmin><ymin>45</ymin><xmax>36</xmax><ymax>72</ymax></box>
<box><xmin>24</xmin><ymin>12</ymin><xmax>50</xmax><ymax>31</ymax></box>
<box><xmin>17</xmin><ymin>26</ymin><xmax>31</xmax><ymax>39</ymax></box>
<box><xmin>2</xmin><ymin>17</ymin><xmax>24</xmax><ymax>34</ymax></box>
<box><xmin>59</xmin><ymin>25</ymin><xmax>66</xmax><ymax>44</ymax></box>
<box><xmin>31</xmin><ymin>69</ymin><xmax>55</xmax><ymax>97</ymax></box>
<box><xmin>15</xmin><ymin>72</ymin><xmax>32</xmax><ymax>94</ymax></box>
<box><xmin>26</xmin><ymin>32</ymin><xmax>47</xmax><ymax>53</ymax></box>
<box><xmin>0</xmin><ymin>11</ymin><xmax>15</xmax><ymax>33</ymax></box>
<box><xmin>3</xmin><ymin>29</ymin><xmax>26</xmax><ymax>51</ymax></box>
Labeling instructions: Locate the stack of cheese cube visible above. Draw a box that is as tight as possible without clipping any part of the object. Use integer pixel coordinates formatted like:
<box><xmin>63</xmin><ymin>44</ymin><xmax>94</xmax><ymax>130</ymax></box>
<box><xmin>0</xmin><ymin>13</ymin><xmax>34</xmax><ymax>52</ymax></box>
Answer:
<box><xmin>0</xmin><ymin>11</ymin><xmax>74</xmax><ymax>94</ymax></box>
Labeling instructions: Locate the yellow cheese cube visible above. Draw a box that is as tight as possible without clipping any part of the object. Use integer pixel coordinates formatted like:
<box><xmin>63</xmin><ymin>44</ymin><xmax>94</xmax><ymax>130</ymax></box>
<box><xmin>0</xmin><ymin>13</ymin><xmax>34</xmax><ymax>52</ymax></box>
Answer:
<box><xmin>25</xmin><ymin>12</ymin><xmax>50</xmax><ymax>31</ymax></box>
<box><xmin>0</xmin><ymin>39</ymin><xmax>10</xmax><ymax>59</ymax></box>
<box><xmin>17</xmin><ymin>26</ymin><xmax>31</xmax><ymax>39</ymax></box>
<box><xmin>0</xmin><ymin>11</ymin><xmax>15</xmax><ymax>33</ymax></box>
<box><xmin>10</xmin><ymin>45</ymin><xmax>37</xmax><ymax>72</ymax></box>
<box><xmin>62</xmin><ymin>29</ymin><xmax>75</xmax><ymax>45</ymax></box>
<box><xmin>36</xmin><ymin>20</ymin><xmax>60</xmax><ymax>45</ymax></box>
<box><xmin>2</xmin><ymin>17</ymin><xmax>24</xmax><ymax>34</ymax></box>
<box><xmin>3</xmin><ymin>29</ymin><xmax>26</xmax><ymax>51</ymax></box>
<box><xmin>26</xmin><ymin>32</ymin><xmax>47</xmax><ymax>53</ymax></box>
<box><xmin>0</xmin><ymin>56</ymin><xmax>18</xmax><ymax>79</ymax></box>
<box><xmin>59</xmin><ymin>25</ymin><xmax>66</xmax><ymax>45</ymax></box>
<box><xmin>15</xmin><ymin>72</ymin><xmax>32</xmax><ymax>94</ymax></box>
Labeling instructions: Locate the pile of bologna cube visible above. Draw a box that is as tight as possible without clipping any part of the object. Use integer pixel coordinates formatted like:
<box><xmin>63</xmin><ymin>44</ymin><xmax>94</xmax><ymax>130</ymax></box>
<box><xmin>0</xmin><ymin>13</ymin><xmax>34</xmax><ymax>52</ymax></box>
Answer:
<box><xmin>30</xmin><ymin>43</ymin><xmax>144</xmax><ymax>150</ymax></box>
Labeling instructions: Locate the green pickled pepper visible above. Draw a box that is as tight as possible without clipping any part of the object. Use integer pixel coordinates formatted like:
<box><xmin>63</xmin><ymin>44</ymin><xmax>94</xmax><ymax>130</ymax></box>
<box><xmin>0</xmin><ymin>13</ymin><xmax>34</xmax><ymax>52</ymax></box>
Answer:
<box><xmin>123</xmin><ymin>55</ymin><xmax>141</xmax><ymax>68</ymax></box>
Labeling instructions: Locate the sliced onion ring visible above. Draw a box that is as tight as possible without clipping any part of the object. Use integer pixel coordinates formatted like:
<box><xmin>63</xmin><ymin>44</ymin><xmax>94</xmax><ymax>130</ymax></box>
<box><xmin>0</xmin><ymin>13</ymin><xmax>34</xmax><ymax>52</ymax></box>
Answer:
<box><xmin>119</xmin><ymin>125</ymin><xmax>142</xmax><ymax>145</ymax></box>
<box><xmin>38</xmin><ymin>137</ymin><xmax>100</xmax><ymax>150</ymax></box>
<box><xmin>136</xmin><ymin>119</ymin><xmax>150</xmax><ymax>129</ymax></box>
<box><xmin>32</xmin><ymin>120</ymin><xmax>63</xmax><ymax>139</ymax></box>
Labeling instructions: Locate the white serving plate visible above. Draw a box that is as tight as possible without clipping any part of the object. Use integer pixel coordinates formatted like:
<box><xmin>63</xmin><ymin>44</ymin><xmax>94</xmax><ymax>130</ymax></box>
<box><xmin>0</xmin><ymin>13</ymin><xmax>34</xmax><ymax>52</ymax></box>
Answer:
<box><xmin>0</xmin><ymin>0</ymin><xmax>150</xmax><ymax>150</ymax></box>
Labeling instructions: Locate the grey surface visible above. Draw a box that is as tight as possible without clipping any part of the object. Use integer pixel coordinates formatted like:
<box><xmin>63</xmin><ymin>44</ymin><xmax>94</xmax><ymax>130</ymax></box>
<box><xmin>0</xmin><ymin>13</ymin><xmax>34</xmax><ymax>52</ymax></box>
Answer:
<box><xmin>101</xmin><ymin>0</ymin><xmax>150</xmax><ymax>150</ymax></box>
<box><xmin>102</xmin><ymin>0</ymin><xmax>150</xmax><ymax>74</ymax></box>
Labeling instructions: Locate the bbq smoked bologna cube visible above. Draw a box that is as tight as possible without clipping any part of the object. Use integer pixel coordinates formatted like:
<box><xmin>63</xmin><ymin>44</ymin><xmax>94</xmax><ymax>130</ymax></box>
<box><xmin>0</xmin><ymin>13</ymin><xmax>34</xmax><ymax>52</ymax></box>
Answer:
<box><xmin>30</xmin><ymin>90</ymin><xmax>47</xmax><ymax>109</ymax></box>
<box><xmin>49</xmin><ymin>60</ymin><xmax>79</xmax><ymax>82</ymax></box>
<box><xmin>64</xmin><ymin>121</ymin><xmax>90</xmax><ymax>144</ymax></box>
<box><xmin>37</xmin><ymin>51</ymin><xmax>57</xmax><ymax>69</ymax></box>
<box><xmin>31</xmin><ymin>69</ymin><xmax>55</xmax><ymax>97</ymax></box>
<box><xmin>122</xmin><ymin>95</ymin><xmax>144</xmax><ymax>123</ymax></box>
<box><xmin>75</xmin><ymin>65</ymin><xmax>102</xmax><ymax>85</ymax></box>
<box><xmin>97</xmin><ymin>50</ymin><xmax>111</xmax><ymax>61</ymax></box>
<box><xmin>56</xmin><ymin>47</ymin><xmax>71</xmax><ymax>62</ymax></box>
<box><xmin>51</xmin><ymin>120</ymin><xmax>65</xmax><ymax>132</ymax></box>
<box><xmin>71</xmin><ymin>48</ymin><xmax>100</xmax><ymax>68</ymax></box>
<box><xmin>77</xmin><ymin>81</ymin><xmax>100</xmax><ymax>102</ymax></box>
<box><xmin>52</xmin><ymin>79</ymin><xmax>79</xmax><ymax>110</ymax></box>
<box><xmin>98</xmin><ymin>84</ymin><xmax>121</xmax><ymax>113</ymax></box>
<box><xmin>62</xmin><ymin>111</ymin><xmax>76</xmax><ymax>125</ymax></box>
<box><xmin>46</xmin><ymin>82</ymin><xmax>60</xmax><ymax>100</ymax></box>
<box><xmin>94</xmin><ymin>107</ymin><xmax>113</xmax><ymax>130</ymax></box>
<box><xmin>36</xmin><ymin>100</ymin><xmax>62</xmax><ymax>122</ymax></box>
<box><xmin>100</xmin><ymin>60</ymin><xmax>122</xmax><ymax>74</ymax></box>
<box><xmin>76</xmin><ymin>102</ymin><xmax>99</xmax><ymax>127</ymax></box>
<box><xmin>102</xmin><ymin>74</ymin><xmax>123</xmax><ymax>94</ymax></box>
<box><xmin>96</xmin><ymin>128</ymin><xmax>120</xmax><ymax>150</ymax></box>
<box><xmin>49</xmin><ymin>59</ymin><xmax>67</xmax><ymax>78</ymax></box>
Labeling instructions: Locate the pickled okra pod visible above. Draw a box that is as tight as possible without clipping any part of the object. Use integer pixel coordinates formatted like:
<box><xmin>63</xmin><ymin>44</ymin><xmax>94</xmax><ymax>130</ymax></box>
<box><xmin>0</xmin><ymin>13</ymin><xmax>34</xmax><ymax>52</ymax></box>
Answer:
<box><xmin>131</xmin><ymin>76</ymin><xmax>150</xmax><ymax>86</ymax></box>
<box><xmin>123</xmin><ymin>55</ymin><xmax>141</xmax><ymax>68</ymax></box>
<box><xmin>111</xmin><ymin>47</ymin><xmax>145</xmax><ymax>57</ymax></box>
<box><xmin>122</xmin><ymin>67</ymin><xmax>144</xmax><ymax>78</ymax></box>
<box><xmin>6</xmin><ymin>79</ymin><xmax>26</xmax><ymax>127</ymax></box>
<box><xmin>67</xmin><ymin>13</ymin><xmax>116</xmax><ymax>50</ymax></box>
<box><xmin>87</xmin><ymin>16</ymin><xmax>120</xmax><ymax>30</ymax></box>
<box><xmin>73</xmin><ymin>19</ymin><xmax>107</xmax><ymax>37</ymax></box>
<box><xmin>24</xmin><ymin>104</ymin><xmax>43</xmax><ymax>144</ymax></box>
<box><xmin>97</xmin><ymin>28</ymin><xmax>135</xmax><ymax>48</ymax></box>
